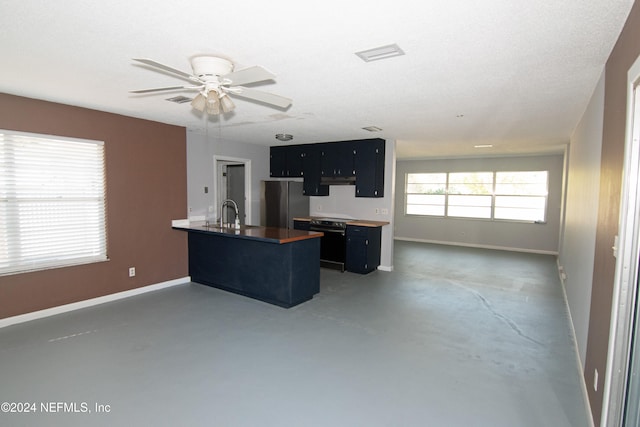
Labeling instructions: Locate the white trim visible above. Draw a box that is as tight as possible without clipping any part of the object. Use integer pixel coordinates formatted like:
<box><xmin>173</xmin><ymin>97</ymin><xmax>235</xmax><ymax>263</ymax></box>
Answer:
<box><xmin>394</xmin><ymin>236</ymin><xmax>559</xmax><ymax>255</ymax></box>
<box><xmin>602</xmin><ymin>53</ymin><xmax>640</xmax><ymax>427</ymax></box>
<box><xmin>0</xmin><ymin>276</ymin><xmax>191</xmax><ymax>329</ymax></box>
<box><xmin>377</xmin><ymin>265</ymin><xmax>394</xmax><ymax>272</ymax></box>
<box><xmin>557</xmin><ymin>259</ymin><xmax>596</xmax><ymax>427</ymax></box>
<box><xmin>213</xmin><ymin>155</ymin><xmax>252</xmax><ymax>224</ymax></box>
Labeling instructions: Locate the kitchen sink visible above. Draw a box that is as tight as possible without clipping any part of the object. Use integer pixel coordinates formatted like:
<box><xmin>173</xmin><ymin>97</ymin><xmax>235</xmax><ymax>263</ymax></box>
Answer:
<box><xmin>204</xmin><ymin>224</ymin><xmax>261</xmax><ymax>231</ymax></box>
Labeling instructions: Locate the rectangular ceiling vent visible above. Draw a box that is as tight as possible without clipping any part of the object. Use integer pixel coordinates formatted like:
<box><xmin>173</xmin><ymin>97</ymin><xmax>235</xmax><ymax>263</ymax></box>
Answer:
<box><xmin>362</xmin><ymin>126</ymin><xmax>383</xmax><ymax>132</ymax></box>
<box><xmin>166</xmin><ymin>96</ymin><xmax>192</xmax><ymax>104</ymax></box>
<box><xmin>355</xmin><ymin>44</ymin><xmax>405</xmax><ymax>62</ymax></box>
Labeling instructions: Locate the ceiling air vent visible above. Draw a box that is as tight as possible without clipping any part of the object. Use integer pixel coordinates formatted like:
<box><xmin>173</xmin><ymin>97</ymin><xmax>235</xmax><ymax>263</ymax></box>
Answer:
<box><xmin>355</xmin><ymin>44</ymin><xmax>405</xmax><ymax>62</ymax></box>
<box><xmin>166</xmin><ymin>96</ymin><xmax>193</xmax><ymax>104</ymax></box>
<box><xmin>362</xmin><ymin>126</ymin><xmax>383</xmax><ymax>132</ymax></box>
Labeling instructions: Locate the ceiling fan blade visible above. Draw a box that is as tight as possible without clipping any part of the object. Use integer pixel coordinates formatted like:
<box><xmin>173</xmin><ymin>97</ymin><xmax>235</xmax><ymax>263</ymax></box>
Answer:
<box><xmin>230</xmin><ymin>87</ymin><xmax>292</xmax><ymax>108</ymax></box>
<box><xmin>129</xmin><ymin>85</ymin><xmax>201</xmax><ymax>94</ymax></box>
<box><xmin>132</xmin><ymin>58</ymin><xmax>199</xmax><ymax>83</ymax></box>
<box><xmin>223</xmin><ymin>66</ymin><xmax>276</xmax><ymax>86</ymax></box>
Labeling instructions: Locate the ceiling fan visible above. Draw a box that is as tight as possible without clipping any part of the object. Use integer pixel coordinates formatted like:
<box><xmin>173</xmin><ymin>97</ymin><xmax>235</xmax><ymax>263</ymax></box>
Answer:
<box><xmin>130</xmin><ymin>56</ymin><xmax>292</xmax><ymax>115</ymax></box>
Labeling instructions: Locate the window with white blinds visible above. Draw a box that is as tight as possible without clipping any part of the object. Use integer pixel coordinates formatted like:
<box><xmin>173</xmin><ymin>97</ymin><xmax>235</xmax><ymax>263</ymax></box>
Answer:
<box><xmin>406</xmin><ymin>170</ymin><xmax>549</xmax><ymax>222</ymax></box>
<box><xmin>0</xmin><ymin>130</ymin><xmax>107</xmax><ymax>275</ymax></box>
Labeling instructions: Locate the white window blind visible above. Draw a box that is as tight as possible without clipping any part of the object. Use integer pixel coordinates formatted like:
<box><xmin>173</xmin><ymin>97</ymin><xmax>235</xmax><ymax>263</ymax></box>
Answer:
<box><xmin>405</xmin><ymin>170</ymin><xmax>549</xmax><ymax>222</ymax></box>
<box><xmin>0</xmin><ymin>130</ymin><xmax>107</xmax><ymax>275</ymax></box>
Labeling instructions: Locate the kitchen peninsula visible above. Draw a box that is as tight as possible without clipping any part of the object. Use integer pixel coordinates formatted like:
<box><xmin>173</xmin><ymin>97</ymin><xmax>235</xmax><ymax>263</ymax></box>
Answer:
<box><xmin>172</xmin><ymin>222</ymin><xmax>323</xmax><ymax>308</ymax></box>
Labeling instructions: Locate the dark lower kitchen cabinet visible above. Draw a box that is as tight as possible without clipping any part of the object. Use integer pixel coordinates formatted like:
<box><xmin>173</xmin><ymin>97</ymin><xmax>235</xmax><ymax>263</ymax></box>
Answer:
<box><xmin>346</xmin><ymin>225</ymin><xmax>382</xmax><ymax>274</ymax></box>
<box><xmin>354</xmin><ymin>139</ymin><xmax>385</xmax><ymax>198</ymax></box>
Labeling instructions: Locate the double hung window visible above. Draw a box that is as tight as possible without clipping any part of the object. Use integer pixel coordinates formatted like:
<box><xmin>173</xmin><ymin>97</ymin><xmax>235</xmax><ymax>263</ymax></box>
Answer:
<box><xmin>0</xmin><ymin>130</ymin><xmax>107</xmax><ymax>275</ymax></box>
<box><xmin>405</xmin><ymin>170</ymin><xmax>548</xmax><ymax>222</ymax></box>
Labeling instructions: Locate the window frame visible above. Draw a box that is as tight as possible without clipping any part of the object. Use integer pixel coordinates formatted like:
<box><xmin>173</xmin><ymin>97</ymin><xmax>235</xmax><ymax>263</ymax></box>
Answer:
<box><xmin>0</xmin><ymin>129</ymin><xmax>108</xmax><ymax>276</ymax></box>
<box><xmin>405</xmin><ymin>170</ymin><xmax>549</xmax><ymax>223</ymax></box>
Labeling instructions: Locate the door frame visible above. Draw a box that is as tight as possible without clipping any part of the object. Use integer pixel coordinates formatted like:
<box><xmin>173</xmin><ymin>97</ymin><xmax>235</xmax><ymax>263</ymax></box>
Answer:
<box><xmin>213</xmin><ymin>155</ymin><xmax>252</xmax><ymax>225</ymax></box>
<box><xmin>602</xmin><ymin>53</ymin><xmax>640</xmax><ymax>427</ymax></box>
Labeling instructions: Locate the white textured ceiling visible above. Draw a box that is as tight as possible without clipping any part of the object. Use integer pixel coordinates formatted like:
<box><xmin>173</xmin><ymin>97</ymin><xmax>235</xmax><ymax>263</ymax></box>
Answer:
<box><xmin>0</xmin><ymin>0</ymin><xmax>634</xmax><ymax>158</ymax></box>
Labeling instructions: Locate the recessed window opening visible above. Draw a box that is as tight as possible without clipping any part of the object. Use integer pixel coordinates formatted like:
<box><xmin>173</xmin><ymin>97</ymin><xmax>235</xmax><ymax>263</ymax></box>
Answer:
<box><xmin>405</xmin><ymin>170</ymin><xmax>548</xmax><ymax>222</ymax></box>
<box><xmin>0</xmin><ymin>130</ymin><xmax>107</xmax><ymax>275</ymax></box>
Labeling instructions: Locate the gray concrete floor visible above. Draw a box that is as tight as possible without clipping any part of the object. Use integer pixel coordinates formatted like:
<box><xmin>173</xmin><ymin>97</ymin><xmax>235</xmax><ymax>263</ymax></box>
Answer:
<box><xmin>0</xmin><ymin>241</ymin><xmax>590</xmax><ymax>426</ymax></box>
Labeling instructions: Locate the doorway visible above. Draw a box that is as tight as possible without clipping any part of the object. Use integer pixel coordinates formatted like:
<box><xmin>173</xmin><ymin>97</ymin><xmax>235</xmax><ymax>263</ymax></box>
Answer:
<box><xmin>602</xmin><ymin>54</ymin><xmax>640</xmax><ymax>426</ymax></box>
<box><xmin>214</xmin><ymin>156</ymin><xmax>252</xmax><ymax>226</ymax></box>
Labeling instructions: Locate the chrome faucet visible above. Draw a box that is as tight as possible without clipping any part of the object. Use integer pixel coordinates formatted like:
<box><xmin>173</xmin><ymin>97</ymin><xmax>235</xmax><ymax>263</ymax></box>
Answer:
<box><xmin>220</xmin><ymin>199</ymin><xmax>239</xmax><ymax>228</ymax></box>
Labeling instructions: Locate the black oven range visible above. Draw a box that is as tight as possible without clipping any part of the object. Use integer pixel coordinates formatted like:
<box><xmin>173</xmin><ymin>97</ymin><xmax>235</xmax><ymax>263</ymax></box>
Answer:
<box><xmin>308</xmin><ymin>217</ymin><xmax>349</xmax><ymax>272</ymax></box>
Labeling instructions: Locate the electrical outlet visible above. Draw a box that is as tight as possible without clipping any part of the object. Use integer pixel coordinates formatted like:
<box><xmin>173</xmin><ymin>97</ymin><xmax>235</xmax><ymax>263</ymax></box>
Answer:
<box><xmin>128</xmin><ymin>267</ymin><xmax>136</xmax><ymax>277</ymax></box>
<box><xmin>375</xmin><ymin>208</ymin><xmax>380</xmax><ymax>214</ymax></box>
<box><xmin>381</xmin><ymin>208</ymin><xmax>389</xmax><ymax>215</ymax></box>
<box><xmin>594</xmin><ymin>369</ymin><xmax>598</xmax><ymax>391</ymax></box>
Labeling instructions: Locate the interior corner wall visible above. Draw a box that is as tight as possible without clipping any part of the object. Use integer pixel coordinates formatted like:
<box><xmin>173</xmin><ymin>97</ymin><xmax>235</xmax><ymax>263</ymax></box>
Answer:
<box><xmin>559</xmin><ymin>71</ymin><xmax>605</xmax><ymax>367</ymax></box>
<box><xmin>186</xmin><ymin>131</ymin><xmax>269</xmax><ymax>226</ymax></box>
<box><xmin>584</xmin><ymin>1</ymin><xmax>640</xmax><ymax>424</ymax></box>
<box><xmin>308</xmin><ymin>140</ymin><xmax>396</xmax><ymax>270</ymax></box>
<box><xmin>0</xmin><ymin>93</ymin><xmax>189</xmax><ymax>319</ymax></box>
<box><xmin>394</xmin><ymin>155</ymin><xmax>564</xmax><ymax>254</ymax></box>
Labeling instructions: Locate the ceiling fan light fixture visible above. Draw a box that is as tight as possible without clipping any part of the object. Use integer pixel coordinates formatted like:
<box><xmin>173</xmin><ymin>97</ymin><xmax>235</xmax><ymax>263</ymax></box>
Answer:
<box><xmin>205</xmin><ymin>90</ymin><xmax>221</xmax><ymax>115</ymax></box>
<box><xmin>132</xmin><ymin>56</ymin><xmax>292</xmax><ymax>115</ymax></box>
<box><xmin>191</xmin><ymin>93</ymin><xmax>206</xmax><ymax>112</ymax></box>
<box><xmin>220</xmin><ymin>93</ymin><xmax>235</xmax><ymax>113</ymax></box>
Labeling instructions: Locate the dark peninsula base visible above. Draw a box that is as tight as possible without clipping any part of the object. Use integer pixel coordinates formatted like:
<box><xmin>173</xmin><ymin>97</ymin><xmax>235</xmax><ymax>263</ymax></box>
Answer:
<box><xmin>187</xmin><ymin>231</ymin><xmax>320</xmax><ymax>308</ymax></box>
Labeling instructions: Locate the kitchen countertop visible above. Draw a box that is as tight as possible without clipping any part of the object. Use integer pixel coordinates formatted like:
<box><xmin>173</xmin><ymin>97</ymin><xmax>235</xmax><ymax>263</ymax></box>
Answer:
<box><xmin>173</xmin><ymin>222</ymin><xmax>323</xmax><ymax>244</ymax></box>
<box><xmin>293</xmin><ymin>217</ymin><xmax>390</xmax><ymax>227</ymax></box>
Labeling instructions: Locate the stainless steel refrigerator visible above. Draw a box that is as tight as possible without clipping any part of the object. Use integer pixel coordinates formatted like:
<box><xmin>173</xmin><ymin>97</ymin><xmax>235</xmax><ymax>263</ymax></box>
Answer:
<box><xmin>260</xmin><ymin>181</ymin><xmax>309</xmax><ymax>229</ymax></box>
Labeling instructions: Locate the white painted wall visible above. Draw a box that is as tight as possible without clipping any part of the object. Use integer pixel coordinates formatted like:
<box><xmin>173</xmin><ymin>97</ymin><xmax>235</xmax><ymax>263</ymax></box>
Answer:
<box><xmin>186</xmin><ymin>130</ymin><xmax>269</xmax><ymax>225</ymax></box>
<box><xmin>308</xmin><ymin>140</ymin><xmax>396</xmax><ymax>271</ymax></box>
<box><xmin>394</xmin><ymin>154</ymin><xmax>565</xmax><ymax>254</ymax></box>
<box><xmin>559</xmin><ymin>72</ymin><xmax>605</xmax><ymax>366</ymax></box>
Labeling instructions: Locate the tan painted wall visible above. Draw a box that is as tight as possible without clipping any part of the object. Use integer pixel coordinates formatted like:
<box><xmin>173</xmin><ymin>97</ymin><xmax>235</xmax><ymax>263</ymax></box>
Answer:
<box><xmin>0</xmin><ymin>93</ymin><xmax>188</xmax><ymax>319</ymax></box>
<box><xmin>584</xmin><ymin>2</ymin><xmax>640</xmax><ymax>424</ymax></box>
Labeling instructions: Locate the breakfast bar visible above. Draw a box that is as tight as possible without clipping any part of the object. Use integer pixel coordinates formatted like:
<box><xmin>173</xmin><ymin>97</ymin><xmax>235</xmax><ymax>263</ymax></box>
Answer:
<box><xmin>172</xmin><ymin>222</ymin><xmax>323</xmax><ymax>308</ymax></box>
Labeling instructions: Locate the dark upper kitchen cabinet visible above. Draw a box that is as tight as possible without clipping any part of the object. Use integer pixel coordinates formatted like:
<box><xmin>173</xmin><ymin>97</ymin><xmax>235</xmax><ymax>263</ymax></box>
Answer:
<box><xmin>320</xmin><ymin>141</ymin><xmax>356</xmax><ymax>178</ymax></box>
<box><xmin>270</xmin><ymin>138</ymin><xmax>385</xmax><ymax>197</ymax></box>
<box><xmin>354</xmin><ymin>139</ymin><xmax>385</xmax><ymax>198</ymax></box>
<box><xmin>270</xmin><ymin>145</ymin><xmax>304</xmax><ymax>178</ymax></box>
<box><xmin>301</xmin><ymin>145</ymin><xmax>329</xmax><ymax>196</ymax></box>
<box><xmin>286</xmin><ymin>145</ymin><xmax>305</xmax><ymax>177</ymax></box>
<box><xmin>346</xmin><ymin>225</ymin><xmax>382</xmax><ymax>274</ymax></box>
<box><xmin>270</xmin><ymin>146</ymin><xmax>288</xmax><ymax>177</ymax></box>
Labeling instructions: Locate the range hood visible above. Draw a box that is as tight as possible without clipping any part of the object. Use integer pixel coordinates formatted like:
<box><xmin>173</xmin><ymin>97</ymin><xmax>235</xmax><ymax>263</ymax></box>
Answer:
<box><xmin>320</xmin><ymin>176</ymin><xmax>356</xmax><ymax>185</ymax></box>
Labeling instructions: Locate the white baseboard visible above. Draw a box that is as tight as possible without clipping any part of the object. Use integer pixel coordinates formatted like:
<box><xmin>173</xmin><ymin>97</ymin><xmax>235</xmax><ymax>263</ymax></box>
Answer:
<box><xmin>556</xmin><ymin>259</ymin><xmax>595</xmax><ymax>427</ymax></box>
<box><xmin>0</xmin><ymin>276</ymin><xmax>191</xmax><ymax>329</ymax></box>
<box><xmin>377</xmin><ymin>265</ymin><xmax>394</xmax><ymax>272</ymax></box>
<box><xmin>394</xmin><ymin>237</ymin><xmax>559</xmax><ymax>256</ymax></box>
